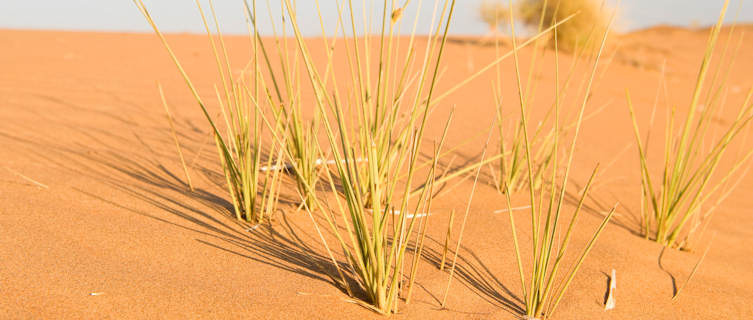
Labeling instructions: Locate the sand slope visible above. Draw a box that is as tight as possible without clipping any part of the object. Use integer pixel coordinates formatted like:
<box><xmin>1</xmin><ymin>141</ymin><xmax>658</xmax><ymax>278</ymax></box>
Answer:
<box><xmin>1</xmin><ymin>27</ymin><xmax>752</xmax><ymax>319</ymax></box>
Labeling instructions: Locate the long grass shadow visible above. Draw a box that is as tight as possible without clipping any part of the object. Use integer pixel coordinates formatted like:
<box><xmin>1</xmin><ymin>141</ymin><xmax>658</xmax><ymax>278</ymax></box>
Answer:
<box><xmin>563</xmin><ymin>177</ymin><xmax>642</xmax><ymax>237</ymax></box>
<box><xmin>3</xmin><ymin>92</ymin><xmax>531</xmax><ymax>314</ymax></box>
<box><xmin>1</xmin><ymin>114</ymin><xmax>516</xmax><ymax>314</ymax></box>
<box><xmin>74</xmin><ymin>185</ymin><xmax>353</xmax><ymax>294</ymax></box>
<box><xmin>419</xmin><ymin>237</ymin><xmax>525</xmax><ymax>317</ymax></box>
<box><xmin>0</xmin><ymin>97</ymin><xmax>361</xmax><ymax>299</ymax></box>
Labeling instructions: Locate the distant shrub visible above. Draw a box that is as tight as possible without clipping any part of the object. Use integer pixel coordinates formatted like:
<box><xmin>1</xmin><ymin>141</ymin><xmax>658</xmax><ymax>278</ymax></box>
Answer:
<box><xmin>518</xmin><ymin>0</ymin><xmax>615</xmax><ymax>51</ymax></box>
<box><xmin>480</xmin><ymin>0</ymin><xmax>510</xmax><ymax>32</ymax></box>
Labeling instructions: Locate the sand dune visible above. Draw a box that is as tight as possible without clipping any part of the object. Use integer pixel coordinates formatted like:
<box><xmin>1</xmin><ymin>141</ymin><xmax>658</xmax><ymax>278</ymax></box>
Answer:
<box><xmin>1</xmin><ymin>27</ymin><xmax>752</xmax><ymax>318</ymax></box>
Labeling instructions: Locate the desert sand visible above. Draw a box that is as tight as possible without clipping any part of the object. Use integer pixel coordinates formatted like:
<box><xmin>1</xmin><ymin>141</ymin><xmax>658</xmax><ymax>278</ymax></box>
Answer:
<box><xmin>1</xmin><ymin>26</ymin><xmax>752</xmax><ymax>319</ymax></box>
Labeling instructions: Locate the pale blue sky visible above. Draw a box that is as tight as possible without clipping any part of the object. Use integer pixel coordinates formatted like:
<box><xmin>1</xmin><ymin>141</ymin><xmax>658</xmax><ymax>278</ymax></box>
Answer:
<box><xmin>0</xmin><ymin>1</ymin><xmax>750</xmax><ymax>35</ymax></box>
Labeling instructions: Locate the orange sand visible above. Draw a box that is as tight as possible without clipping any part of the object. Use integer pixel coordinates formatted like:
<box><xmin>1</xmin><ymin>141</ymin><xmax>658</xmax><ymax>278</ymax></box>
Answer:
<box><xmin>1</xmin><ymin>26</ymin><xmax>752</xmax><ymax>319</ymax></box>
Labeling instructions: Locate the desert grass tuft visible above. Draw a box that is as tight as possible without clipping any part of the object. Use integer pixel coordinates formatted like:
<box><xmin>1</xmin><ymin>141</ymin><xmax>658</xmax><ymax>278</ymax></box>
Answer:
<box><xmin>499</xmin><ymin>6</ymin><xmax>617</xmax><ymax>319</ymax></box>
<box><xmin>279</xmin><ymin>0</ymin><xmax>461</xmax><ymax>313</ymax></box>
<box><xmin>251</xmin><ymin>0</ymin><xmax>325</xmax><ymax>209</ymax></box>
<box><xmin>627</xmin><ymin>0</ymin><xmax>753</xmax><ymax>248</ymax></box>
<box><xmin>284</xmin><ymin>0</ymin><xmax>579</xmax><ymax>313</ymax></box>
<box><xmin>134</xmin><ymin>0</ymin><xmax>291</xmax><ymax>224</ymax></box>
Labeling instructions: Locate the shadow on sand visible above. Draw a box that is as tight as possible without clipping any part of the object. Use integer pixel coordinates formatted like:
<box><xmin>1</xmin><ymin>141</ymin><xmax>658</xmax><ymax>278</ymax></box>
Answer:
<box><xmin>1</xmin><ymin>92</ymin><xmax>536</xmax><ymax>316</ymax></box>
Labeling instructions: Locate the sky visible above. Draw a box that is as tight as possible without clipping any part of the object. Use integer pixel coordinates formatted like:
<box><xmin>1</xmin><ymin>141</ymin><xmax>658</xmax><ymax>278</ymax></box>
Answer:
<box><xmin>0</xmin><ymin>1</ymin><xmax>750</xmax><ymax>36</ymax></box>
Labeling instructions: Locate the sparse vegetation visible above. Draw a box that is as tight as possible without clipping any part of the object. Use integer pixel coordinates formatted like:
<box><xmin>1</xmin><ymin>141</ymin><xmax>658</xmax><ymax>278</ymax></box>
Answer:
<box><xmin>134</xmin><ymin>0</ymin><xmax>292</xmax><ymax>224</ymax></box>
<box><xmin>135</xmin><ymin>0</ymin><xmax>608</xmax><ymax>314</ymax></box>
<box><xmin>277</xmin><ymin>0</ymin><xmax>579</xmax><ymax>314</ymax></box>
<box><xmin>500</xmin><ymin>6</ymin><xmax>616</xmax><ymax>319</ymax></box>
<box><xmin>491</xmin><ymin>0</ymin><xmax>604</xmax><ymax>194</ymax></box>
<box><xmin>627</xmin><ymin>0</ymin><xmax>753</xmax><ymax>249</ymax></box>
<box><xmin>280</xmin><ymin>0</ymin><xmax>459</xmax><ymax>313</ymax></box>
<box><xmin>134</xmin><ymin>0</ymin><xmax>575</xmax><ymax>313</ymax></box>
<box><xmin>130</xmin><ymin>0</ymin><xmax>752</xmax><ymax>317</ymax></box>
